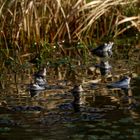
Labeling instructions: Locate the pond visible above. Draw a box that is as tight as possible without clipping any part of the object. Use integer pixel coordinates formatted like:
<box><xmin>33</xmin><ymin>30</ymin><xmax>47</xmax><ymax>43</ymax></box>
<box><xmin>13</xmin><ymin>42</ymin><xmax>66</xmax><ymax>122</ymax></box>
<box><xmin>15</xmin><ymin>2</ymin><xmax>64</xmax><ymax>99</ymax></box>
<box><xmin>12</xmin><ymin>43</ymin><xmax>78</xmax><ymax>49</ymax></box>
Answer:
<box><xmin>0</xmin><ymin>42</ymin><xmax>140</xmax><ymax>140</ymax></box>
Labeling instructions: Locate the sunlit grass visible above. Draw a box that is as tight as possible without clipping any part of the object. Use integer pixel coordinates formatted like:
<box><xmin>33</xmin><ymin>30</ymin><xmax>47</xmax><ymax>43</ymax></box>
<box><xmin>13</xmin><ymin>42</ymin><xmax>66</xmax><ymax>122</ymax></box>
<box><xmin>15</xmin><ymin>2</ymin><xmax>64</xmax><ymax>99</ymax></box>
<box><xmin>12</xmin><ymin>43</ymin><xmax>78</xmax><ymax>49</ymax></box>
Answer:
<box><xmin>0</xmin><ymin>0</ymin><xmax>139</xmax><ymax>62</ymax></box>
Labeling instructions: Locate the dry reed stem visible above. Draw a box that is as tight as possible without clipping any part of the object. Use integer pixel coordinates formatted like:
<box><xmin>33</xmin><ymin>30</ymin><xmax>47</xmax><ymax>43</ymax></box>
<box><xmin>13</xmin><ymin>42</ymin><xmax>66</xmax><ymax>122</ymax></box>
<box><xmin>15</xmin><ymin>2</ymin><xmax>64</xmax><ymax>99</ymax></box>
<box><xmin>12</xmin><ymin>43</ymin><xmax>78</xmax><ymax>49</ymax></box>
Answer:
<box><xmin>0</xmin><ymin>0</ymin><xmax>139</xmax><ymax>49</ymax></box>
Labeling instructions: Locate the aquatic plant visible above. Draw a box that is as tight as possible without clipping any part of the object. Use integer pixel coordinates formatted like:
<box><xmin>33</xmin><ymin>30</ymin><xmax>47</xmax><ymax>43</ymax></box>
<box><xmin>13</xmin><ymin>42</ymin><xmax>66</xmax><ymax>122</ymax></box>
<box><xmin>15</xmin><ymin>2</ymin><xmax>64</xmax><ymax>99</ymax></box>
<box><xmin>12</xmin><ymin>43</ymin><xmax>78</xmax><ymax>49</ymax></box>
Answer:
<box><xmin>0</xmin><ymin>0</ymin><xmax>139</xmax><ymax>63</ymax></box>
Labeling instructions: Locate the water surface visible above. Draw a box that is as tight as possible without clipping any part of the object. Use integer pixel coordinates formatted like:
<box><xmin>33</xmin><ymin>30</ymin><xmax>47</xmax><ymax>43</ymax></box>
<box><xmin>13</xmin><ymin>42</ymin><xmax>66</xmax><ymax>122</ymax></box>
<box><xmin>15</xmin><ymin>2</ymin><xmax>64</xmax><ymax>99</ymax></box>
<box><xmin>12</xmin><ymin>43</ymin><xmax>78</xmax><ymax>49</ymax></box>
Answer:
<box><xmin>0</xmin><ymin>43</ymin><xmax>140</xmax><ymax>140</ymax></box>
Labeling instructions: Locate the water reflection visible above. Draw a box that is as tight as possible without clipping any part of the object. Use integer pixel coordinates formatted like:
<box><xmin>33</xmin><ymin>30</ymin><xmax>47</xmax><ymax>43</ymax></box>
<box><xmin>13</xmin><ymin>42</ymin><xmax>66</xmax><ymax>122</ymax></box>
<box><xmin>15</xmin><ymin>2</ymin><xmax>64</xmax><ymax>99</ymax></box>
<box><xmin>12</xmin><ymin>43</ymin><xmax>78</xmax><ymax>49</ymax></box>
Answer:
<box><xmin>29</xmin><ymin>90</ymin><xmax>42</xmax><ymax>97</ymax></box>
<box><xmin>1</xmin><ymin>47</ymin><xmax>140</xmax><ymax>139</ymax></box>
<box><xmin>121</xmin><ymin>88</ymin><xmax>139</xmax><ymax>110</ymax></box>
<box><xmin>95</xmin><ymin>61</ymin><xmax>112</xmax><ymax>76</ymax></box>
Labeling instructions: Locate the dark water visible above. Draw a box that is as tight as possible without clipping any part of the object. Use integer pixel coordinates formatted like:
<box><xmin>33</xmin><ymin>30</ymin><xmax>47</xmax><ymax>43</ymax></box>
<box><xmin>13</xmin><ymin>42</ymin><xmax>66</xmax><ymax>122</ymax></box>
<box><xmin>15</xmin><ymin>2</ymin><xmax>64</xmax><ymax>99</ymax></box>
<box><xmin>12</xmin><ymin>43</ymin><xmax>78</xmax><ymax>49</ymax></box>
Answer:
<box><xmin>0</xmin><ymin>44</ymin><xmax>140</xmax><ymax>140</ymax></box>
